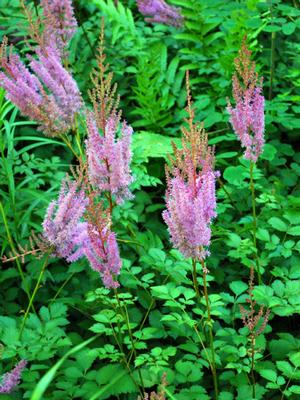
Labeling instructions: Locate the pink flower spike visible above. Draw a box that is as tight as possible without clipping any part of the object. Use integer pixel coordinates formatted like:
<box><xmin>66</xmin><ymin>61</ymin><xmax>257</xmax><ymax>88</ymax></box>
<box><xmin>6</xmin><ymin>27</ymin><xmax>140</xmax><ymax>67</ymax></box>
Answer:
<box><xmin>163</xmin><ymin>72</ymin><xmax>218</xmax><ymax>260</ymax></box>
<box><xmin>137</xmin><ymin>0</ymin><xmax>184</xmax><ymax>27</ymax></box>
<box><xmin>42</xmin><ymin>176</ymin><xmax>89</xmax><ymax>262</ymax></box>
<box><xmin>86</xmin><ymin>112</ymin><xmax>134</xmax><ymax>204</ymax></box>
<box><xmin>0</xmin><ymin>360</ymin><xmax>27</xmax><ymax>394</ymax></box>
<box><xmin>227</xmin><ymin>39</ymin><xmax>265</xmax><ymax>163</ymax></box>
<box><xmin>41</xmin><ymin>0</ymin><xmax>77</xmax><ymax>53</ymax></box>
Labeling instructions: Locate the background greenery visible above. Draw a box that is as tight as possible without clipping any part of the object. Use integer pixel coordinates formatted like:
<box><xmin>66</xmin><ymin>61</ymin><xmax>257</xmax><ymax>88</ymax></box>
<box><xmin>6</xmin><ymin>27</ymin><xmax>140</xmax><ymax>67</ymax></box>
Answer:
<box><xmin>0</xmin><ymin>0</ymin><xmax>299</xmax><ymax>399</ymax></box>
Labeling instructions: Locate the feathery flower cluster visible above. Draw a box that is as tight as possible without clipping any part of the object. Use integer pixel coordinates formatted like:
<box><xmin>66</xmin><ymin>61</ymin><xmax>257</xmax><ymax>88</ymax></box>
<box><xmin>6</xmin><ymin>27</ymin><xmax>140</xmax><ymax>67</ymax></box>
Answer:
<box><xmin>137</xmin><ymin>0</ymin><xmax>183</xmax><ymax>27</ymax></box>
<box><xmin>163</xmin><ymin>74</ymin><xmax>218</xmax><ymax>260</ymax></box>
<box><xmin>240</xmin><ymin>267</ymin><xmax>270</xmax><ymax>337</ymax></box>
<box><xmin>86</xmin><ymin>25</ymin><xmax>133</xmax><ymax>204</ymax></box>
<box><xmin>86</xmin><ymin>112</ymin><xmax>133</xmax><ymax>204</ymax></box>
<box><xmin>0</xmin><ymin>360</ymin><xmax>27</xmax><ymax>394</ymax></box>
<box><xmin>42</xmin><ymin>176</ymin><xmax>88</xmax><ymax>262</ymax></box>
<box><xmin>84</xmin><ymin>196</ymin><xmax>122</xmax><ymax>288</ymax></box>
<box><xmin>41</xmin><ymin>0</ymin><xmax>77</xmax><ymax>52</ymax></box>
<box><xmin>227</xmin><ymin>39</ymin><xmax>265</xmax><ymax>162</ymax></box>
<box><xmin>0</xmin><ymin>39</ymin><xmax>82</xmax><ymax>136</ymax></box>
<box><xmin>41</xmin><ymin>176</ymin><xmax>122</xmax><ymax>289</ymax></box>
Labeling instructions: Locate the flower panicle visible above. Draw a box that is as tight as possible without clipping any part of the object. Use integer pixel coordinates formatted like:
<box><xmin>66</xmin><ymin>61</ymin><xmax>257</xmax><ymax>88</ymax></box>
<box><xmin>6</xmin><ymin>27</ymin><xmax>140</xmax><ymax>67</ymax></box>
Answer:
<box><xmin>86</xmin><ymin>112</ymin><xmax>133</xmax><ymax>204</ymax></box>
<box><xmin>88</xmin><ymin>20</ymin><xmax>120</xmax><ymax>135</ymax></box>
<box><xmin>227</xmin><ymin>37</ymin><xmax>265</xmax><ymax>162</ymax></box>
<box><xmin>41</xmin><ymin>0</ymin><xmax>77</xmax><ymax>53</ymax></box>
<box><xmin>84</xmin><ymin>193</ymin><xmax>122</xmax><ymax>289</ymax></box>
<box><xmin>0</xmin><ymin>38</ymin><xmax>82</xmax><ymax>137</ymax></box>
<box><xmin>42</xmin><ymin>175</ymin><xmax>89</xmax><ymax>262</ymax></box>
<box><xmin>163</xmin><ymin>72</ymin><xmax>218</xmax><ymax>260</ymax></box>
<box><xmin>137</xmin><ymin>0</ymin><xmax>184</xmax><ymax>27</ymax></box>
<box><xmin>86</xmin><ymin>22</ymin><xmax>133</xmax><ymax>204</ymax></box>
<box><xmin>240</xmin><ymin>267</ymin><xmax>270</xmax><ymax>337</ymax></box>
<box><xmin>0</xmin><ymin>360</ymin><xmax>27</xmax><ymax>394</ymax></box>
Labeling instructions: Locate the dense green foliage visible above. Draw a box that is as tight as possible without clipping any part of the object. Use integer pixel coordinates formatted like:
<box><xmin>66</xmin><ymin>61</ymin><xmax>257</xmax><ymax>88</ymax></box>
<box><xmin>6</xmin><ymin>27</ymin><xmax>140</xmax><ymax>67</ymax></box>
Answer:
<box><xmin>0</xmin><ymin>0</ymin><xmax>299</xmax><ymax>399</ymax></box>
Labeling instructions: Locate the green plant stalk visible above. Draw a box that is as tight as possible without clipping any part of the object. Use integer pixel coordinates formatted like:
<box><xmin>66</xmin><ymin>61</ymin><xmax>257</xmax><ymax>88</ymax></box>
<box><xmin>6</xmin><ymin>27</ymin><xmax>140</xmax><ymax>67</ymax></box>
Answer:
<box><xmin>50</xmin><ymin>272</ymin><xmax>75</xmax><ymax>304</ymax></box>
<box><xmin>114</xmin><ymin>289</ymin><xmax>145</xmax><ymax>394</ymax></box>
<box><xmin>268</xmin><ymin>31</ymin><xmax>276</xmax><ymax>101</ymax></box>
<box><xmin>249</xmin><ymin>162</ymin><xmax>261</xmax><ymax>284</ymax></box>
<box><xmin>250</xmin><ymin>333</ymin><xmax>256</xmax><ymax>398</ymax></box>
<box><xmin>217</xmin><ymin>177</ymin><xmax>241</xmax><ymax>214</ymax></box>
<box><xmin>0</xmin><ymin>201</ymin><xmax>34</xmax><ymax>311</ymax></box>
<box><xmin>60</xmin><ymin>134</ymin><xmax>80</xmax><ymax>161</ymax></box>
<box><xmin>109</xmin><ymin>320</ymin><xmax>143</xmax><ymax>398</ymax></box>
<box><xmin>200</xmin><ymin>259</ymin><xmax>219</xmax><ymax>400</ymax></box>
<box><xmin>19</xmin><ymin>253</ymin><xmax>50</xmax><ymax>339</ymax></box>
<box><xmin>192</xmin><ymin>258</ymin><xmax>201</xmax><ymax>300</ymax></box>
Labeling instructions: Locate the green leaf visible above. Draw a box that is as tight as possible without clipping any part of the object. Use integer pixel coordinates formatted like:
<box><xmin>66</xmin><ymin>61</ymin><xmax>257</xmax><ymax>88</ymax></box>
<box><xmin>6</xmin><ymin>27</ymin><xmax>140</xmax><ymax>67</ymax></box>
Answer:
<box><xmin>30</xmin><ymin>335</ymin><xmax>100</xmax><ymax>400</ymax></box>
<box><xmin>219</xmin><ymin>392</ymin><xmax>234</xmax><ymax>400</ymax></box>
<box><xmin>261</xmin><ymin>144</ymin><xmax>277</xmax><ymax>161</ymax></box>
<box><xmin>268</xmin><ymin>217</ymin><xmax>288</xmax><ymax>232</ymax></box>
<box><xmin>276</xmin><ymin>361</ymin><xmax>294</xmax><ymax>378</ymax></box>
<box><xmin>223</xmin><ymin>166</ymin><xmax>247</xmax><ymax>186</ymax></box>
<box><xmin>289</xmin><ymin>385</ymin><xmax>300</xmax><ymax>394</ymax></box>
<box><xmin>259</xmin><ymin>369</ymin><xmax>277</xmax><ymax>383</ymax></box>
<box><xmin>288</xmin><ymin>226</ymin><xmax>300</xmax><ymax>236</ymax></box>
<box><xmin>132</xmin><ymin>131</ymin><xmax>180</xmax><ymax>159</ymax></box>
<box><xmin>282</xmin><ymin>22</ymin><xmax>296</xmax><ymax>35</ymax></box>
<box><xmin>290</xmin><ymin>352</ymin><xmax>300</xmax><ymax>368</ymax></box>
<box><xmin>229</xmin><ymin>281</ymin><xmax>248</xmax><ymax>296</ymax></box>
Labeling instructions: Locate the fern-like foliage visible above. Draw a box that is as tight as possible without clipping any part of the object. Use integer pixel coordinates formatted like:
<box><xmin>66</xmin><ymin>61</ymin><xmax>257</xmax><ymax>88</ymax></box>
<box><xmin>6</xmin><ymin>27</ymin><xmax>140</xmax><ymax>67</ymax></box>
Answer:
<box><xmin>130</xmin><ymin>43</ymin><xmax>185</xmax><ymax>132</ymax></box>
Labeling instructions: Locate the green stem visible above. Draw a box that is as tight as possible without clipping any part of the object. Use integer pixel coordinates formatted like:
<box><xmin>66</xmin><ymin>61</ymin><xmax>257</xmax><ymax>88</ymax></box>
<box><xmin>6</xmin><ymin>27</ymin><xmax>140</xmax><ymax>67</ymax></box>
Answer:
<box><xmin>251</xmin><ymin>334</ymin><xmax>256</xmax><ymax>398</ymax></box>
<box><xmin>200</xmin><ymin>259</ymin><xmax>219</xmax><ymax>400</ymax></box>
<box><xmin>50</xmin><ymin>272</ymin><xmax>75</xmax><ymax>304</ymax></box>
<box><xmin>0</xmin><ymin>201</ymin><xmax>34</xmax><ymax>312</ymax></box>
<box><xmin>114</xmin><ymin>289</ymin><xmax>145</xmax><ymax>393</ymax></box>
<box><xmin>109</xmin><ymin>319</ymin><xmax>143</xmax><ymax>398</ymax></box>
<box><xmin>192</xmin><ymin>258</ymin><xmax>200</xmax><ymax>300</ymax></box>
<box><xmin>268</xmin><ymin>0</ymin><xmax>276</xmax><ymax>101</ymax></box>
<box><xmin>19</xmin><ymin>253</ymin><xmax>50</xmax><ymax>339</ymax></box>
<box><xmin>268</xmin><ymin>31</ymin><xmax>276</xmax><ymax>101</ymax></box>
<box><xmin>249</xmin><ymin>162</ymin><xmax>261</xmax><ymax>284</ymax></box>
<box><xmin>61</xmin><ymin>135</ymin><xmax>80</xmax><ymax>161</ymax></box>
<box><xmin>217</xmin><ymin>177</ymin><xmax>241</xmax><ymax>214</ymax></box>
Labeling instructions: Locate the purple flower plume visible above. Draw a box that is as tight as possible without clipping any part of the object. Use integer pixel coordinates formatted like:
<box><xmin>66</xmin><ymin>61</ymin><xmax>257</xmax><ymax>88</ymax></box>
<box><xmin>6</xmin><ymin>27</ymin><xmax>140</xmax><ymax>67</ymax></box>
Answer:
<box><xmin>227</xmin><ymin>40</ymin><xmax>265</xmax><ymax>162</ymax></box>
<box><xmin>163</xmin><ymin>73</ymin><xmax>217</xmax><ymax>260</ymax></box>
<box><xmin>85</xmin><ymin>224</ymin><xmax>121</xmax><ymax>289</ymax></box>
<box><xmin>86</xmin><ymin>112</ymin><xmax>133</xmax><ymax>204</ymax></box>
<box><xmin>42</xmin><ymin>176</ymin><xmax>89</xmax><ymax>262</ymax></box>
<box><xmin>163</xmin><ymin>165</ymin><xmax>218</xmax><ymax>260</ymax></box>
<box><xmin>41</xmin><ymin>0</ymin><xmax>77</xmax><ymax>53</ymax></box>
<box><xmin>0</xmin><ymin>360</ymin><xmax>27</xmax><ymax>394</ymax></box>
<box><xmin>137</xmin><ymin>0</ymin><xmax>183</xmax><ymax>27</ymax></box>
<box><xmin>0</xmin><ymin>39</ymin><xmax>82</xmax><ymax>136</ymax></box>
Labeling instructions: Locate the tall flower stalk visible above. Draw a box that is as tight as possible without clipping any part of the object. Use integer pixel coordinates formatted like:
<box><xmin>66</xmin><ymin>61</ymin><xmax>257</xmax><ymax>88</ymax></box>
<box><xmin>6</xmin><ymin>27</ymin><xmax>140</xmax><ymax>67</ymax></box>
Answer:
<box><xmin>163</xmin><ymin>72</ymin><xmax>219</xmax><ymax>399</ymax></box>
<box><xmin>240</xmin><ymin>267</ymin><xmax>270</xmax><ymax>397</ymax></box>
<box><xmin>227</xmin><ymin>39</ymin><xmax>265</xmax><ymax>284</ymax></box>
<box><xmin>86</xmin><ymin>22</ymin><xmax>133</xmax><ymax>210</ymax></box>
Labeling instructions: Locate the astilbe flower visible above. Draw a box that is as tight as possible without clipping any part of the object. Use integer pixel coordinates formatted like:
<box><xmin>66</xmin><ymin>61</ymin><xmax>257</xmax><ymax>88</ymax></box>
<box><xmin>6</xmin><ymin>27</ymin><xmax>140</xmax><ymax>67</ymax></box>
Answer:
<box><xmin>86</xmin><ymin>24</ymin><xmax>133</xmax><ymax>204</ymax></box>
<box><xmin>137</xmin><ymin>0</ymin><xmax>183</xmax><ymax>27</ymax></box>
<box><xmin>42</xmin><ymin>175</ymin><xmax>89</xmax><ymax>262</ymax></box>
<box><xmin>0</xmin><ymin>360</ymin><xmax>27</xmax><ymax>394</ymax></box>
<box><xmin>41</xmin><ymin>0</ymin><xmax>77</xmax><ymax>53</ymax></box>
<box><xmin>84</xmin><ymin>195</ymin><xmax>122</xmax><ymax>289</ymax></box>
<box><xmin>162</xmin><ymin>73</ymin><xmax>218</xmax><ymax>260</ymax></box>
<box><xmin>240</xmin><ymin>267</ymin><xmax>270</xmax><ymax>337</ymax></box>
<box><xmin>86</xmin><ymin>112</ymin><xmax>133</xmax><ymax>204</ymax></box>
<box><xmin>0</xmin><ymin>38</ymin><xmax>82</xmax><ymax>136</ymax></box>
<box><xmin>227</xmin><ymin>39</ymin><xmax>265</xmax><ymax>162</ymax></box>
